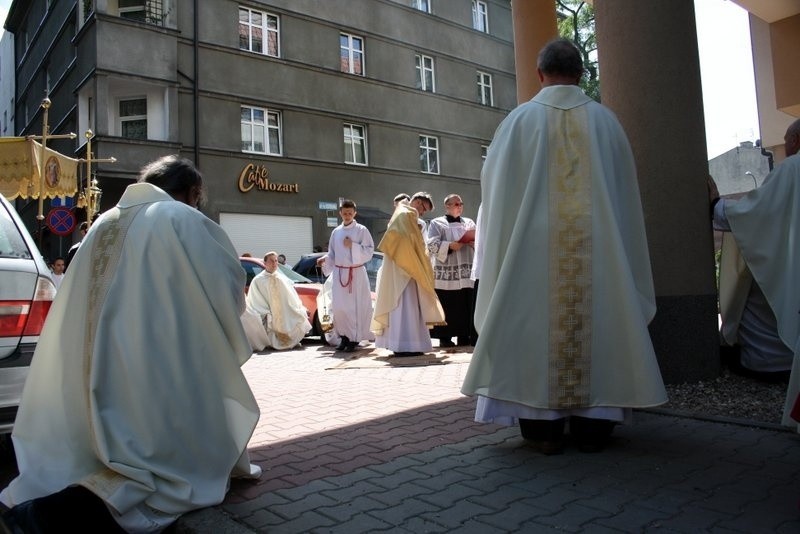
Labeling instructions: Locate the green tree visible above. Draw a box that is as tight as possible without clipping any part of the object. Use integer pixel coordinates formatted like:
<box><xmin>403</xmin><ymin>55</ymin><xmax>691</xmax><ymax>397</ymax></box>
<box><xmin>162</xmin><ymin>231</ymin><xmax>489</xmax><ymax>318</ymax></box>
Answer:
<box><xmin>556</xmin><ymin>0</ymin><xmax>600</xmax><ymax>101</ymax></box>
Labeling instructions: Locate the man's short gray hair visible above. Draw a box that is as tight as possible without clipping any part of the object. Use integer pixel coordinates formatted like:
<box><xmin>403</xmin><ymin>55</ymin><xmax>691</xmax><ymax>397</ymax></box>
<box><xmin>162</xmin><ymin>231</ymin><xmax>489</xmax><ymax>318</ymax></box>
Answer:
<box><xmin>537</xmin><ymin>38</ymin><xmax>583</xmax><ymax>79</ymax></box>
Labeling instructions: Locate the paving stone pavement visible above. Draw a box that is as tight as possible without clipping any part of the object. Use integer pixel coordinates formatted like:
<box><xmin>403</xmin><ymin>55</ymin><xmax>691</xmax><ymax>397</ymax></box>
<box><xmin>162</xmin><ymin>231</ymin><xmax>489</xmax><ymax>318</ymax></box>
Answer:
<box><xmin>177</xmin><ymin>340</ymin><xmax>800</xmax><ymax>533</ymax></box>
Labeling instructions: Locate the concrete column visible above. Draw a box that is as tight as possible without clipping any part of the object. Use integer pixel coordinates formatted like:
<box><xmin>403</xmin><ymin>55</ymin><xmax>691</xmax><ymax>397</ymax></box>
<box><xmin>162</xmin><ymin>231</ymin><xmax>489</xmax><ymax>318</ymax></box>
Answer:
<box><xmin>594</xmin><ymin>0</ymin><xmax>719</xmax><ymax>383</ymax></box>
<box><xmin>511</xmin><ymin>0</ymin><xmax>558</xmax><ymax>104</ymax></box>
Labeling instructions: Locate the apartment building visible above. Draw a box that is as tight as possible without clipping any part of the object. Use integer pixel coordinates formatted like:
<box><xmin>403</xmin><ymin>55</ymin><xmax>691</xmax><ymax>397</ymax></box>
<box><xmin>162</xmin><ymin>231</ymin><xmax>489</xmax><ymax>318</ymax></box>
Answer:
<box><xmin>3</xmin><ymin>0</ymin><xmax>515</xmax><ymax>262</ymax></box>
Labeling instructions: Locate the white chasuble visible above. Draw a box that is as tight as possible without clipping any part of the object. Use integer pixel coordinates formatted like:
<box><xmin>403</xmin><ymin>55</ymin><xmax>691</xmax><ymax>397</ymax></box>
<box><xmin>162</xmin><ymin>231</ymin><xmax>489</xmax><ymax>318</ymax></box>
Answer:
<box><xmin>1</xmin><ymin>183</ymin><xmax>260</xmax><ymax>528</ymax></box>
<box><xmin>242</xmin><ymin>269</ymin><xmax>312</xmax><ymax>350</ymax></box>
<box><xmin>461</xmin><ymin>85</ymin><xmax>667</xmax><ymax>413</ymax></box>
<box><xmin>722</xmin><ymin>154</ymin><xmax>800</xmax><ymax>429</ymax></box>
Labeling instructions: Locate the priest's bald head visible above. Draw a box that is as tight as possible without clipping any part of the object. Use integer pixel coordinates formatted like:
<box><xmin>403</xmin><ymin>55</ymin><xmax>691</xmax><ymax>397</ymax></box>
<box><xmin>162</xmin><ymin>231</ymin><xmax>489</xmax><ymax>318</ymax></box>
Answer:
<box><xmin>785</xmin><ymin>118</ymin><xmax>800</xmax><ymax>158</ymax></box>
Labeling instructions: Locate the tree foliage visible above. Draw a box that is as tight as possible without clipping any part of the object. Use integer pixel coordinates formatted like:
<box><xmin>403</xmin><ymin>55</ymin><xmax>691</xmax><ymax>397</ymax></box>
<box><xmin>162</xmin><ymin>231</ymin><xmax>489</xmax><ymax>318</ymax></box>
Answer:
<box><xmin>555</xmin><ymin>0</ymin><xmax>600</xmax><ymax>101</ymax></box>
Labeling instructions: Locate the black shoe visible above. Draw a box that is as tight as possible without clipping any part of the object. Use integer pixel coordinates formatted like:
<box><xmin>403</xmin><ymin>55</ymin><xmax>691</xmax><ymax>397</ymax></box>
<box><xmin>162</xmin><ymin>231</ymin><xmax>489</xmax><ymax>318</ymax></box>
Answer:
<box><xmin>569</xmin><ymin>416</ymin><xmax>615</xmax><ymax>453</ymax></box>
<box><xmin>439</xmin><ymin>339</ymin><xmax>455</xmax><ymax>348</ymax></box>
<box><xmin>519</xmin><ymin>418</ymin><xmax>566</xmax><ymax>455</ymax></box>
<box><xmin>336</xmin><ymin>336</ymin><xmax>350</xmax><ymax>351</ymax></box>
<box><xmin>344</xmin><ymin>342</ymin><xmax>358</xmax><ymax>352</ymax></box>
<box><xmin>457</xmin><ymin>337</ymin><xmax>471</xmax><ymax>347</ymax></box>
<box><xmin>392</xmin><ymin>351</ymin><xmax>424</xmax><ymax>357</ymax></box>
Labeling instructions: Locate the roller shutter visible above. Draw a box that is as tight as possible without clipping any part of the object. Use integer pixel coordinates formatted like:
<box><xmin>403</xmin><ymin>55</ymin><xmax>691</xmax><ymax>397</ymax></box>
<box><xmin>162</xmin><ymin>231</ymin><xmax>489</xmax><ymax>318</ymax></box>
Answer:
<box><xmin>220</xmin><ymin>213</ymin><xmax>313</xmax><ymax>266</ymax></box>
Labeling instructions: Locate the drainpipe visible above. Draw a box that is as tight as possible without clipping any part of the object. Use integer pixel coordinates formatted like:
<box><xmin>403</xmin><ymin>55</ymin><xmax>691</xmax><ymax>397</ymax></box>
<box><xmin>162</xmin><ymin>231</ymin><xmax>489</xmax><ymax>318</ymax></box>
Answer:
<box><xmin>761</xmin><ymin>146</ymin><xmax>774</xmax><ymax>172</ymax></box>
<box><xmin>193</xmin><ymin>0</ymin><xmax>199</xmax><ymax>165</ymax></box>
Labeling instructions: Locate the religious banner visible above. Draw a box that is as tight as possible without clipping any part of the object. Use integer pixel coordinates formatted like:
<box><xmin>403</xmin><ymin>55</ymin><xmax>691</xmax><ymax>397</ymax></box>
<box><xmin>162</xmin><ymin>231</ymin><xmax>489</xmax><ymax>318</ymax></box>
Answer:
<box><xmin>0</xmin><ymin>137</ymin><xmax>78</xmax><ymax>200</ymax></box>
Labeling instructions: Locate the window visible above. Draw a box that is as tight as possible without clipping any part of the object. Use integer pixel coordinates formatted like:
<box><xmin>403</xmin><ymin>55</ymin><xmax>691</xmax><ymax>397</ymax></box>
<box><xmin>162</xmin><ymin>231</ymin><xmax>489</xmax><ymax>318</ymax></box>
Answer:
<box><xmin>477</xmin><ymin>71</ymin><xmax>493</xmax><ymax>106</ymax></box>
<box><xmin>419</xmin><ymin>135</ymin><xmax>439</xmax><ymax>174</ymax></box>
<box><xmin>340</xmin><ymin>33</ymin><xmax>364</xmax><ymax>76</ymax></box>
<box><xmin>344</xmin><ymin>123</ymin><xmax>367</xmax><ymax>165</ymax></box>
<box><xmin>481</xmin><ymin>145</ymin><xmax>488</xmax><ymax>163</ymax></box>
<box><xmin>119</xmin><ymin>0</ymin><xmax>165</xmax><ymax>26</ymax></box>
<box><xmin>119</xmin><ymin>98</ymin><xmax>147</xmax><ymax>139</ymax></box>
<box><xmin>119</xmin><ymin>0</ymin><xmax>145</xmax><ymax>21</ymax></box>
<box><xmin>415</xmin><ymin>54</ymin><xmax>435</xmax><ymax>93</ymax></box>
<box><xmin>81</xmin><ymin>0</ymin><xmax>93</xmax><ymax>23</ymax></box>
<box><xmin>239</xmin><ymin>7</ymin><xmax>279</xmax><ymax>57</ymax></box>
<box><xmin>412</xmin><ymin>0</ymin><xmax>431</xmax><ymax>13</ymax></box>
<box><xmin>472</xmin><ymin>0</ymin><xmax>488</xmax><ymax>33</ymax></box>
<box><xmin>241</xmin><ymin>106</ymin><xmax>282</xmax><ymax>155</ymax></box>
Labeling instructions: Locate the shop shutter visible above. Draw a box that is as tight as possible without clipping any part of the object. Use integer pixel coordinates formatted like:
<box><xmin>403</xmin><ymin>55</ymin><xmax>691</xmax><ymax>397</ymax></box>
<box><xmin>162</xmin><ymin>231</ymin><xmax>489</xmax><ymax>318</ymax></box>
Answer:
<box><xmin>219</xmin><ymin>213</ymin><xmax>313</xmax><ymax>266</ymax></box>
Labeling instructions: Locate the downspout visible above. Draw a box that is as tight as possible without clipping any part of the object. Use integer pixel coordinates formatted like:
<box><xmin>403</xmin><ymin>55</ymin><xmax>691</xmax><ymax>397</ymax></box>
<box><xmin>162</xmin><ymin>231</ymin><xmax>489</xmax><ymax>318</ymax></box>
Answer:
<box><xmin>761</xmin><ymin>146</ymin><xmax>774</xmax><ymax>172</ymax></box>
<box><xmin>193</xmin><ymin>0</ymin><xmax>199</xmax><ymax>165</ymax></box>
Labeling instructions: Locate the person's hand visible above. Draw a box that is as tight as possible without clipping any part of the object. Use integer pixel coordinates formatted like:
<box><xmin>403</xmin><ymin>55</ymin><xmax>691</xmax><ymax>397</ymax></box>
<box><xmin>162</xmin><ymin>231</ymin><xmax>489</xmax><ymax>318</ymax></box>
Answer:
<box><xmin>449</xmin><ymin>241</ymin><xmax>463</xmax><ymax>251</ymax></box>
<box><xmin>316</xmin><ymin>256</ymin><xmax>326</xmax><ymax>266</ymax></box>
<box><xmin>343</xmin><ymin>236</ymin><xmax>352</xmax><ymax>249</ymax></box>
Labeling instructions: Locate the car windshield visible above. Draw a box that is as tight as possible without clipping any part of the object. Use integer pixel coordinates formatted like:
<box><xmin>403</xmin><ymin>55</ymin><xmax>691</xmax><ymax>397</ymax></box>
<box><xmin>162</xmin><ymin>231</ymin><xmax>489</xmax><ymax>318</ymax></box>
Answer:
<box><xmin>0</xmin><ymin>204</ymin><xmax>33</xmax><ymax>259</ymax></box>
<box><xmin>278</xmin><ymin>263</ymin><xmax>313</xmax><ymax>284</ymax></box>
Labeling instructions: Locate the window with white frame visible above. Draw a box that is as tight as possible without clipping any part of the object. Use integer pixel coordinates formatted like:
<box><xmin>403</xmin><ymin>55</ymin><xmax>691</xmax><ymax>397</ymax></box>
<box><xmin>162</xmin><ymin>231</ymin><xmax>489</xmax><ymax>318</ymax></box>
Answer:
<box><xmin>340</xmin><ymin>33</ymin><xmax>364</xmax><ymax>76</ymax></box>
<box><xmin>119</xmin><ymin>98</ymin><xmax>147</xmax><ymax>139</ymax></box>
<box><xmin>412</xmin><ymin>0</ymin><xmax>431</xmax><ymax>13</ymax></box>
<box><xmin>481</xmin><ymin>144</ymin><xmax>488</xmax><ymax>163</ymax></box>
<box><xmin>477</xmin><ymin>71</ymin><xmax>493</xmax><ymax>106</ymax></box>
<box><xmin>415</xmin><ymin>54</ymin><xmax>435</xmax><ymax>93</ymax></box>
<box><xmin>239</xmin><ymin>7</ymin><xmax>279</xmax><ymax>57</ymax></box>
<box><xmin>344</xmin><ymin>123</ymin><xmax>367</xmax><ymax>165</ymax></box>
<box><xmin>472</xmin><ymin>0</ymin><xmax>488</xmax><ymax>33</ymax></box>
<box><xmin>241</xmin><ymin>106</ymin><xmax>282</xmax><ymax>155</ymax></box>
<box><xmin>419</xmin><ymin>135</ymin><xmax>439</xmax><ymax>174</ymax></box>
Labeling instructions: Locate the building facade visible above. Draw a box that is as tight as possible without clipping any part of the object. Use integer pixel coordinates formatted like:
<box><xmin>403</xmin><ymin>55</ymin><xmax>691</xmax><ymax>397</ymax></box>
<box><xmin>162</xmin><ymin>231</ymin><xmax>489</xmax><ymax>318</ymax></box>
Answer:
<box><xmin>4</xmin><ymin>0</ymin><xmax>515</xmax><ymax>263</ymax></box>
<box><xmin>732</xmin><ymin>1</ymin><xmax>800</xmax><ymax>162</ymax></box>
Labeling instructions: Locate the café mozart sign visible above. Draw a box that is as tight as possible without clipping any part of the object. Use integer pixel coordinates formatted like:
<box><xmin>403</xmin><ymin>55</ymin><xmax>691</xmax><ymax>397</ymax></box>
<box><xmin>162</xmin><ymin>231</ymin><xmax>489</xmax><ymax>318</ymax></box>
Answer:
<box><xmin>238</xmin><ymin>163</ymin><xmax>299</xmax><ymax>194</ymax></box>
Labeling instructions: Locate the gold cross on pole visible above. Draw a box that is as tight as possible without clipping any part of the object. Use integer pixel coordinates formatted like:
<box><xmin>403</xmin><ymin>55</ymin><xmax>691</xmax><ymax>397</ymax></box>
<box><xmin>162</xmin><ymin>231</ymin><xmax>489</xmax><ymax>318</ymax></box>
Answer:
<box><xmin>27</xmin><ymin>97</ymin><xmax>77</xmax><ymax>221</ymax></box>
<box><xmin>78</xmin><ymin>129</ymin><xmax>116</xmax><ymax>226</ymax></box>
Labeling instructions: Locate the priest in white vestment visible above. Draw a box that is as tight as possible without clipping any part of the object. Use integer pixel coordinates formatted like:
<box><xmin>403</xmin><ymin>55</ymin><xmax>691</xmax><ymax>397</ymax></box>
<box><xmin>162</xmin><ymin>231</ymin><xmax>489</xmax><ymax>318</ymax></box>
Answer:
<box><xmin>241</xmin><ymin>251</ymin><xmax>312</xmax><ymax>351</ymax></box>
<box><xmin>372</xmin><ymin>193</ymin><xmax>445</xmax><ymax>356</ymax></box>
<box><xmin>462</xmin><ymin>39</ymin><xmax>667</xmax><ymax>454</ymax></box>
<box><xmin>318</xmin><ymin>200</ymin><xmax>375</xmax><ymax>352</ymax></box>
<box><xmin>711</xmin><ymin>118</ymin><xmax>800</xmax><ymax>430</ymax></box>
<box><xmin>0</xmin><ymin>155</ymin><xmax>260</xmax><ymax>532</ymax></box>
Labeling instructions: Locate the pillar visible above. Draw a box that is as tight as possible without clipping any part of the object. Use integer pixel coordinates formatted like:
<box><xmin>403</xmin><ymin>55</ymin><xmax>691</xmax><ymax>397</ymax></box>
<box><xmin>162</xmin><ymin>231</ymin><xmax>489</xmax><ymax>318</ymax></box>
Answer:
<box><xmin>594</xmin><ymin>0</ymin><xmax>719</xmax><ymax>383</ymax></box>
<box><xmin>511</xmin><ymin>0</ymin><xmax>558</xmax><ymax>104</ymax></box>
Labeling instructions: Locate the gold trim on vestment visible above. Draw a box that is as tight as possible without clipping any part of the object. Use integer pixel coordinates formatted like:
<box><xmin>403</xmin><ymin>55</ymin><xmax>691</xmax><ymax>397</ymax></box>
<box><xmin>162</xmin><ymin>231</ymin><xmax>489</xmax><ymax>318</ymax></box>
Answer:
<box><xmin>547</xmin><ymin>107</ymin><xmax>592</xmax><ymax>408</ymax></box>
<box><xmin>80</xmin><ymin>205</ymin><xmax>144</xmax><ymax>498</ymax></box>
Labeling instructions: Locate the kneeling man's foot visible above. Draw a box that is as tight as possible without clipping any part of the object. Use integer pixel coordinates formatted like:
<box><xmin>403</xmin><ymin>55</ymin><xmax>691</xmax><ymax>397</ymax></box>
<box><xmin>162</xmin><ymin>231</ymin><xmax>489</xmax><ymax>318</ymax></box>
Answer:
<box><xmin>392</xmin><ymin>351</ymin><xmax>424</xmax><ymax>357</ymax></box>
<box><xmin>344</xmin><ymin>342</ymin><xmax>358</xmax><ymax>352</ymax></box>
<box><xmin>336</xmin><ymin>336</ymin><xmax>350</xmax><ymax>351</ymax></box>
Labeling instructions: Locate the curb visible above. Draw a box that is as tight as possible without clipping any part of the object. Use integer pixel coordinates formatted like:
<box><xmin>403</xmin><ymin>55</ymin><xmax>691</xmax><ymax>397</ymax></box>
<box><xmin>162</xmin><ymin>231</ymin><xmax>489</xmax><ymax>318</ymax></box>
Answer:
<box><xmin>641</xmin><ymin>407</ymin><xmax>791</xmax><ymax>432</ymax></box>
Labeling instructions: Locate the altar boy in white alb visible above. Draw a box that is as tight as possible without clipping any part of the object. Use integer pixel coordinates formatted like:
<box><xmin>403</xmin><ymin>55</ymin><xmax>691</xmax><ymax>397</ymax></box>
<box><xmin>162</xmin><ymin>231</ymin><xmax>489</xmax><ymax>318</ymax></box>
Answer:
<box><xmin>462</xmin><ymin>39</ymin><xmax>666</xmax><ymax>454</ymax></box>
<box><xmin>318</xmin><ymin>199</ymin><xmax>375</xmax><ymax>352</ymax></box>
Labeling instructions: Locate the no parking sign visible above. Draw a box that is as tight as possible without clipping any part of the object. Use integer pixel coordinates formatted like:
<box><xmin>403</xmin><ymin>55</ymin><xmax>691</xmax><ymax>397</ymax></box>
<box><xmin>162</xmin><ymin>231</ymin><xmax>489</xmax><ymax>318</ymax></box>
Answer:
<box><xmin>46</xmin><ymin>207</ymin><xmax>76</xmax><ymax>236</ymax></box>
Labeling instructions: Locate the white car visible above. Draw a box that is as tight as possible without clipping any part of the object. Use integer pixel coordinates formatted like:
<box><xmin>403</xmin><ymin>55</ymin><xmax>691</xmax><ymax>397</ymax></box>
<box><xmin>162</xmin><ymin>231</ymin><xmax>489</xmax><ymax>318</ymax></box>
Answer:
<box><xmin>0</xmin><ymin>194</ymin><xmax>57</xmax><ymax>433</ymax></box>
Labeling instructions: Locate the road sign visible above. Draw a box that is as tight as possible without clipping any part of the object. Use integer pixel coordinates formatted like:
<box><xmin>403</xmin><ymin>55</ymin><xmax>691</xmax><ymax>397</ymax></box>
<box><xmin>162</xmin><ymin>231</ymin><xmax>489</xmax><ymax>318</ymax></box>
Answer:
<box><xmin>46</xmin><ymin>207</ymin><xmax>76</xmax><ymax>236</ymax></box>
